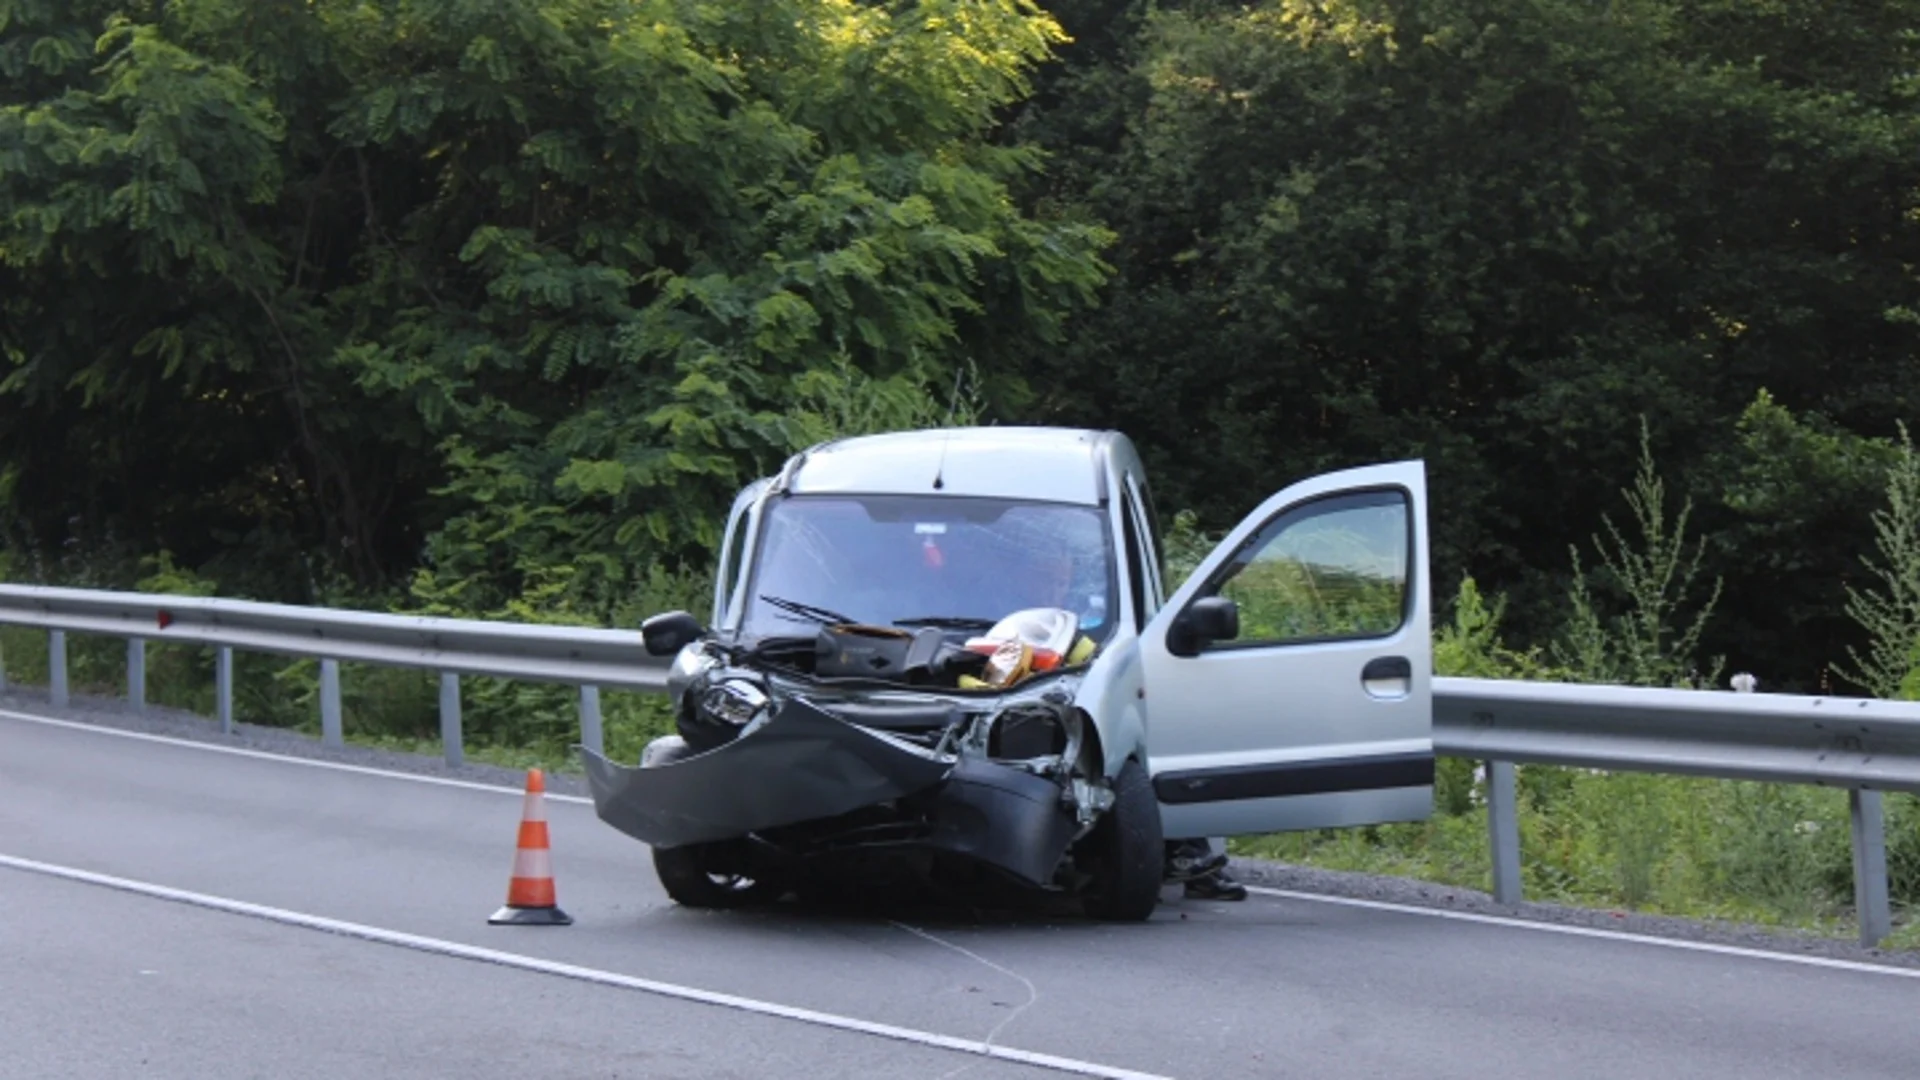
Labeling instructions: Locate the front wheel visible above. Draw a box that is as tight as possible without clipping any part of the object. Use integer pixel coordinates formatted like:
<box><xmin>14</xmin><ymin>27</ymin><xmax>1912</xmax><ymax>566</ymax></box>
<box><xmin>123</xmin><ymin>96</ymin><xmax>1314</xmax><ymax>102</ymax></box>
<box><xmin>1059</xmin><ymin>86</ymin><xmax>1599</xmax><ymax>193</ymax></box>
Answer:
<box><xmin>640</xmin><ymin>736</ymin><xmax>784</xmax><ymax>908</ymax></box>
<box><xmin>1078</xmin><ymin>759</ymin><xmax>1163</xmax><ymax>921</ymax></box>
<box><xmin>653</xmin><ymin>843</ymin><xmax>786</xmax><ymax>909</ymax></box>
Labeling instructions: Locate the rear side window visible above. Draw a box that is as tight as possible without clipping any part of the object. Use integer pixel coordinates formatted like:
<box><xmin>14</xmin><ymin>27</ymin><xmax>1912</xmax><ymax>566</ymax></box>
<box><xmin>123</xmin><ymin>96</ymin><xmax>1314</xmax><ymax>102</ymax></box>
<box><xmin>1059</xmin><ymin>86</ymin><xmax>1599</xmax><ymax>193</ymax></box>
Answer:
<box><xmin>720</xmin><ymin>511</ymin><xmax>753</xmax><ymax>615</ymax></box>
<box><xmin>1120</xmin><ymin>492</ymin><xmax>1149</xmax><ymax>630</ymax></box>
<box><xmin>1137</xmin><ymin>480</ymin><xmax>1166</xmax><ymax>579</ymax></box>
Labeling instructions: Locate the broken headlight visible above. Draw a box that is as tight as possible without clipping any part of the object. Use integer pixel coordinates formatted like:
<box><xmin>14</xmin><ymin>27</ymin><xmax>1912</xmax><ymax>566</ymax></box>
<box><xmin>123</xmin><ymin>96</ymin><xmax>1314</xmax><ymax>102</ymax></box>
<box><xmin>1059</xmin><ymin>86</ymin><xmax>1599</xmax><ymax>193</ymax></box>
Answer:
<box><xmin>698</xmin><ymin>678</ymin><xmax>771</xmax><ymax>728</ymax></box>
<box><xmin>987</xmin><ymin>703</ymin><xmax>1073</xmax><ymax>760</ymax></box>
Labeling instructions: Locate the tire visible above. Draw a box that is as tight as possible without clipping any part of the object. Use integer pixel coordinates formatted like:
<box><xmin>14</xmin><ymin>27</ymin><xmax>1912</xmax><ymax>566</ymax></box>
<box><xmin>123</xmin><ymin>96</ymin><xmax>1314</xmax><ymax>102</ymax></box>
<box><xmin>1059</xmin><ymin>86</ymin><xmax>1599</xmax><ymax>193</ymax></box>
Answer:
<box><xmin>652</xmin><ymin>843</ymin><xmax>786</xmax><ymax>909</ymax></box>
<box><xmin>1079</xmin><ymin>759</ymin><xmax>1163</xmax><ymax>921</ymax></box>
<box><xmin>640</xmin><ymin>736</ymin><xmax>785</xmax><ymax>908</ymax></box>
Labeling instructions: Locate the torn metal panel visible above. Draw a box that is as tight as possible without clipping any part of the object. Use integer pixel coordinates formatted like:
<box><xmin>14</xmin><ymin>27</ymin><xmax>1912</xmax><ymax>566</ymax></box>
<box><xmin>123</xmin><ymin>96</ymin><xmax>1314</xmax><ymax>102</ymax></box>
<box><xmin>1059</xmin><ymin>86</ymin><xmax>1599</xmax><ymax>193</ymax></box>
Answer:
<box><xmin>580</xmin><ymin>698</ymin><xmax>954</xmax><ymax>849</ymax></box>
<box><xmin>924</xmin><ymin>756</ymin><xmax>1079</xmax><ymax>885</ymax></box>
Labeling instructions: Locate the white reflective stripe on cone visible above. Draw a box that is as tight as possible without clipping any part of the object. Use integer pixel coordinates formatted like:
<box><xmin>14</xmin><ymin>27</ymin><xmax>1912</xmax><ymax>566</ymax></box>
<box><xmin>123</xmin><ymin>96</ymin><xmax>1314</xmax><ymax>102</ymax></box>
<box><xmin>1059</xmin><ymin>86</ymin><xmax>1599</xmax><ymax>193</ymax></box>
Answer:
<box><xmin>521</xmin><ymin>791</ymin><xmax>546</xmax><ymax>822</ymax></box>
<box><xmin>512</xmin><ymin>846</ymin><xmax>553</xmax><ymax>881</ymax></box>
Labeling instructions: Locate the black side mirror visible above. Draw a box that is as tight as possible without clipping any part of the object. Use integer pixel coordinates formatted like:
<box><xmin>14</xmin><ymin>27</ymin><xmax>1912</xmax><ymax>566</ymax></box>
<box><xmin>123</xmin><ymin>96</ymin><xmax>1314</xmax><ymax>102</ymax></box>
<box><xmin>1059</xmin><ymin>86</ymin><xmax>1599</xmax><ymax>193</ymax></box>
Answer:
<box><xmin>641</xmin><ymin>611</ymin><xmax>706</xmax><ymax>657</ymax></box>
<box><xmin>1167</xmin><ymin>596</ymin><xmax>1240</xmax><ymax>657</ymax></box>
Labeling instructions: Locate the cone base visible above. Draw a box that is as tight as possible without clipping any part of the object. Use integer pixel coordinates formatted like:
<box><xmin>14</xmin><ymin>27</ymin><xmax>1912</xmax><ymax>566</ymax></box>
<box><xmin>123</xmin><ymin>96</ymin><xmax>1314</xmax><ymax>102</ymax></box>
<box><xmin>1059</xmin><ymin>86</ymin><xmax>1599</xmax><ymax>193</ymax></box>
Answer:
<box><xmin>488</xmin><ymin>904</ymin><xmax>573</xmax><ymax>926</ymax></box>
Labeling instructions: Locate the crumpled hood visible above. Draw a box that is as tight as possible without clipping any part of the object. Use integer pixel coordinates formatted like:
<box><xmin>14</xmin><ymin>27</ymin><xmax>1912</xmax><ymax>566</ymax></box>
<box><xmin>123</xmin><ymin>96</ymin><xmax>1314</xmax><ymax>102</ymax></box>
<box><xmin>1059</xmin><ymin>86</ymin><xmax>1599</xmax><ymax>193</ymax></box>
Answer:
<box><xmin>580</xmin><ymin>697</ymin><xmax>955</xmax><ymax>849</ymax></box>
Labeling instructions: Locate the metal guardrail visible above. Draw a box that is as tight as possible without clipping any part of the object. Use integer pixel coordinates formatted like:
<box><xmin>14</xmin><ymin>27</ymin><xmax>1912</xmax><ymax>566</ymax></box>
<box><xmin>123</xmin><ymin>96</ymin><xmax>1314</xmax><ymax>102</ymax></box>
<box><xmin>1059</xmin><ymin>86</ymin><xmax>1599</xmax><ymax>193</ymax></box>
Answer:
<box><xmin>0</xmin><ymin>584</ymin><xmax>668</xmax><ymax>766</ymax></box>
<box><xmin>1436</xmin><ymin>677</ymin><xmax>1920</xmax><ymax>946</ymax></box>
<box><xmin>0</xmin><ymin>584</ymin><xmax>1909</xmax><ymax>946</ymax></box>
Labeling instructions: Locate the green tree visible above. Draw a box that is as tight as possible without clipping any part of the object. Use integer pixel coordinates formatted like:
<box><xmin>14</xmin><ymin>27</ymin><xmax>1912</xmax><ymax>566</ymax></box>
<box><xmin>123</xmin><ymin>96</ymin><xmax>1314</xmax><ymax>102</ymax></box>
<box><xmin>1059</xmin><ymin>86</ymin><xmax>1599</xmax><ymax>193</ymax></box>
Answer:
<box><xmin>1700</xmin><ymin>390</ymin><xmax>1903</xmax><ymax>690</ymax></box>
<box><xmin>1</xmin><ymin>0</ymin><xmax>1109</xmax><ymax>619</ymax></box>
<box><xmin>1016</xmin><ymin>0</ymin><xmax>1920</xmax><ymax>685</ymax></box>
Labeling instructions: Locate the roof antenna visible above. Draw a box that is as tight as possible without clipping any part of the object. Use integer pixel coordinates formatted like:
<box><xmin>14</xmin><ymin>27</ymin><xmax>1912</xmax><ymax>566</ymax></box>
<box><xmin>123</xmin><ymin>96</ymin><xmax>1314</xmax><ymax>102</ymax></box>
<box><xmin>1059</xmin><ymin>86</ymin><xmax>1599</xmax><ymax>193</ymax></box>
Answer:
<box><xmin>932</xmin><ymin>429</ymin><xmax>950</xmax><ymax>490</ymax></box>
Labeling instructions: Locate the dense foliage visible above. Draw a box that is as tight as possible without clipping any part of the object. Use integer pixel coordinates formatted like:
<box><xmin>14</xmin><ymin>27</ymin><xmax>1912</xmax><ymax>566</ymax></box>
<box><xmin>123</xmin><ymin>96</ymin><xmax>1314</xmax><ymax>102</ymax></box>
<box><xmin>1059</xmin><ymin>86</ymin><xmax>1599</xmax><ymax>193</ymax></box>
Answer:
<box><xmin>5</xmin><ymin>0</ymin><xmax>1919</xmax><ymax>696</ymax></box>
<box><xmin>1014</xmin><ymin>0</ymin><xmax>1920</xmax><ymax>691</ymax></box>
<box><xmin>1</xmin><ymin>0</ymin><xmax>1104</xmax><ymax>616</ymax></box>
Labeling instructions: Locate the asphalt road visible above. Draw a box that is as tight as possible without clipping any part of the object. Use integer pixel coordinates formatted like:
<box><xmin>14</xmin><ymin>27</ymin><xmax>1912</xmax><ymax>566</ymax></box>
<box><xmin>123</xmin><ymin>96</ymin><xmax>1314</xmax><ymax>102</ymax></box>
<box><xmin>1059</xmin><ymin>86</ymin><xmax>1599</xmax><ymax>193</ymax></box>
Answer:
<box><xmin>5</xmin><ymin>703</ymin><xmax>1919</xmax><ymax>1079</ymax></box>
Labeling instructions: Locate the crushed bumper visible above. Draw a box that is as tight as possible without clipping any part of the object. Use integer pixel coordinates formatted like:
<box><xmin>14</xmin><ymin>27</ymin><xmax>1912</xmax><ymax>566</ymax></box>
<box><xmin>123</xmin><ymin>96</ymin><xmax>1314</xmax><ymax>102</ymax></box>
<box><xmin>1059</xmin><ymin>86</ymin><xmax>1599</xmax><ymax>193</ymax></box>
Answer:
<box><xmin>921</xmin><ymin>755</ymin><xmax>1079</xmax><ymax>885</ymax></box>
<box><xmin>580</xmin><ymin>698</ymin><xmax>953</xmax><ymax>849</ymax></box>
<box><xmin>579</xmin><ymin>697</ymin><xmax>1080</xmax><ymax>886</ymax></box>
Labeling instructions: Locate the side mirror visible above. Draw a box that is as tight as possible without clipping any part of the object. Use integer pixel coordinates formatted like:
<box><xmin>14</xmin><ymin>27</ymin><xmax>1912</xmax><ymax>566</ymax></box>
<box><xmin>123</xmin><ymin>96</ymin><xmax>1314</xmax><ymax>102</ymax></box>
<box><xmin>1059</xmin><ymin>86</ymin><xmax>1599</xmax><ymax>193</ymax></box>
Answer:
<box><xmin>1167</xmin><ymin>596</ymin><xmax>1239</xmax><ymax>657</ymax></box>
<box><xmin>641</xmin><ymin>611</ymin><xmax>706</xmax><ymax>657</ymax></box>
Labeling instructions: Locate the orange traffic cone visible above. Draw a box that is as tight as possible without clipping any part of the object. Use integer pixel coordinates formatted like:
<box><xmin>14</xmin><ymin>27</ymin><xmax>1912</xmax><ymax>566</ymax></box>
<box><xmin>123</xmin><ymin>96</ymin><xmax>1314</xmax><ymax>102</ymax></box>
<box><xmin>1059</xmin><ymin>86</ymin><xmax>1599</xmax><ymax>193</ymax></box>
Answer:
<box><xmin>489</xmin><ymin>768</ymin><xmax>573</xmax><ymax>926</ymax></box>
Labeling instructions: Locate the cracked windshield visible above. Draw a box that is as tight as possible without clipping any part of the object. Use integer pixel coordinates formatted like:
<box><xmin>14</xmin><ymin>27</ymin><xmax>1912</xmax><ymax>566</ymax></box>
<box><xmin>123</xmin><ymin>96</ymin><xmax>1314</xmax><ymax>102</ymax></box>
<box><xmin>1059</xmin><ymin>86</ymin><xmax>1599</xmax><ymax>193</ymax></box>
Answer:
<box><xmin>743</xmin><ymin>495</ymin><xmax>1115</xmax><ymax>641</ymax></box>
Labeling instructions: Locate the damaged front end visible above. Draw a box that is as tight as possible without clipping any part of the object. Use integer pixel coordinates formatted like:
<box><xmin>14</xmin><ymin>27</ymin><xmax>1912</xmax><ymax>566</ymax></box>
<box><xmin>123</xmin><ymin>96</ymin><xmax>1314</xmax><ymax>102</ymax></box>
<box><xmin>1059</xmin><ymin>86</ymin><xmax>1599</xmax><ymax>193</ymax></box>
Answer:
<box><xmin>580</xmin><ymin>622</ymin><xmax>1112</xmax><ymax>890</ymax></box>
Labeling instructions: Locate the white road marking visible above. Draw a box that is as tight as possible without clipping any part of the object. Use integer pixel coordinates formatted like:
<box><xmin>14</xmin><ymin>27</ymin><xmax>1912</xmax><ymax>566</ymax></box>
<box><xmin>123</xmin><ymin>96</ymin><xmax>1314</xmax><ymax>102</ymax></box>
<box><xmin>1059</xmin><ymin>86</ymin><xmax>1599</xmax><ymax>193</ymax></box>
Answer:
<box><xmin>1244</xmin><ymin>886</ymin><xmax>1920</xmax><ymax>979</ymax></box>
<box><xmin>0</xmin><ymin>852</ymin><xmax>1172</xmax><ymax>1080</ymax></box>
<box><xmin>8</xmin><ymin>704</ymin><xmax>1919</xmax><ymax>978</ymax></box>
<box><xmin>0</xmin><ymin>707</ymin><xmax>591</xmax><ymax>804</ymax></box>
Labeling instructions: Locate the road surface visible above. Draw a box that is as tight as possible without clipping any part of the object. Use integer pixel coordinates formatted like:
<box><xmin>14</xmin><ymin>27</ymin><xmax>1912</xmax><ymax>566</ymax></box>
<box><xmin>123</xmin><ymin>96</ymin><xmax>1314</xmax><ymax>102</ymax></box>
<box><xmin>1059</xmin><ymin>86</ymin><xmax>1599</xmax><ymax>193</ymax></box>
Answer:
<box><xmin>3</xmin><ymin>702</ymin><xmax>1916</xmax><ymax>1079</ymax></box>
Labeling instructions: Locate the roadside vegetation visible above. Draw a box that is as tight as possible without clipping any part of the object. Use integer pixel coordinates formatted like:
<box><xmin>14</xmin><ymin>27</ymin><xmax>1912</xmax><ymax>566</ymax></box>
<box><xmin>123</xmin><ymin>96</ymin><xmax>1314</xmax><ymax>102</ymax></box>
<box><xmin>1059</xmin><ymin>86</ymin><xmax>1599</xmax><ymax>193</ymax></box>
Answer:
<box><xmin>6</xmin><ymin>0</ymin><xmax>1920</xmax><ymax>943</ymax></box>
<box><xmin>1232</xmin><ymin>429</ymin><xmax>1920</xmax><ymax>948</ymax></box>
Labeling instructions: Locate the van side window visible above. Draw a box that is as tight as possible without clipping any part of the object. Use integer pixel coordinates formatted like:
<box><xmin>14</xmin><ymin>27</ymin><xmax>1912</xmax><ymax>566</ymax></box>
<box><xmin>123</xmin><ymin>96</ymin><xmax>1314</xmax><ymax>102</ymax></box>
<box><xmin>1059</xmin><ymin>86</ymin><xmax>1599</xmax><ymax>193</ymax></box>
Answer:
<box><xmin>717</xmin><ymin>507</ymin><xmax>754</xmax><ymax>622</ymax></box>
<box><xmin>1127</xmin><ymin>476</ymin><xmax>1164</xmax><ymax>607</ymax></box>
<box><xmin>1137</xmin><ymin>480</ymin><xmax>1166</xmax><ymax>582</ymax></box>
<box><xmin>1120</xmin><ymin>492</ymin><xmax>1150</xmax><ymax>630</ymax></box>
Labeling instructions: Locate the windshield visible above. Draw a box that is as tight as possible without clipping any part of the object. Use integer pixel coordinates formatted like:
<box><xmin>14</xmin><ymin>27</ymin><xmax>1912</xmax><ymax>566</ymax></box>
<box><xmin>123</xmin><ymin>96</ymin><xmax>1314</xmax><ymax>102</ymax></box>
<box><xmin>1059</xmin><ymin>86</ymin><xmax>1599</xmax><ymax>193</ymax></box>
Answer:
<box><xmin>741</xmin><ymin>495</ymin><xmax>1116</xmax><ymax>643</ymax></box>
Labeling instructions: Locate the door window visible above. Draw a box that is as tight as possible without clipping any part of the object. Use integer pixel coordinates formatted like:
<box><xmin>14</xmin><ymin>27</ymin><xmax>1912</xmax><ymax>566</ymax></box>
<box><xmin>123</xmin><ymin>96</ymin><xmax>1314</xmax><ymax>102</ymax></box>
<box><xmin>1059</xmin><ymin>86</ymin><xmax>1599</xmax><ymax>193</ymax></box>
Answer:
<box><xmin>1201</xmin><ymin>489</ymin><xmax>1410</xmax><ymax>647</ymax></box>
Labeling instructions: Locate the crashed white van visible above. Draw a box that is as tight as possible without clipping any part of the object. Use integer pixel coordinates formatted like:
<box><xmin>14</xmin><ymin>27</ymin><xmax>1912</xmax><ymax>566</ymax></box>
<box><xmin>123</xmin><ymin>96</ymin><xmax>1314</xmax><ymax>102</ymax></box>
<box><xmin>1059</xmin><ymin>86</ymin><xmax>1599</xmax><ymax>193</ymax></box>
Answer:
<box><xmin>580</xmin><ymin>427</ymin><xmax>1434</xmax><ymax>920</ymax></box>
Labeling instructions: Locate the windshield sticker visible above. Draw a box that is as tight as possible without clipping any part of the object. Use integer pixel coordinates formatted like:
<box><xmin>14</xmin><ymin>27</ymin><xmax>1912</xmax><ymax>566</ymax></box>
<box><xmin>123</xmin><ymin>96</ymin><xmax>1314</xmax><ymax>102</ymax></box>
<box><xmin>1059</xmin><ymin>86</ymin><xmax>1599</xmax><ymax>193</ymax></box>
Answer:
<box><xmin>914</xmin><ymin>522</ymin><xmax>948</xmax><ymax>535</ymax></box>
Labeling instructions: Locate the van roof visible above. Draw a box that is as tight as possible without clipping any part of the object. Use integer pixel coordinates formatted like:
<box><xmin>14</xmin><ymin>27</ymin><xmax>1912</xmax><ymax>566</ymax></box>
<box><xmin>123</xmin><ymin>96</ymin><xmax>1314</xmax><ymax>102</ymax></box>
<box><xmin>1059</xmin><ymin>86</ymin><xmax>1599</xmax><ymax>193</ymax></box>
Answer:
<box><xmin>784</xmin><ymin>427</ymin><xmax>1111</xmax><ymax>505</ymax></box>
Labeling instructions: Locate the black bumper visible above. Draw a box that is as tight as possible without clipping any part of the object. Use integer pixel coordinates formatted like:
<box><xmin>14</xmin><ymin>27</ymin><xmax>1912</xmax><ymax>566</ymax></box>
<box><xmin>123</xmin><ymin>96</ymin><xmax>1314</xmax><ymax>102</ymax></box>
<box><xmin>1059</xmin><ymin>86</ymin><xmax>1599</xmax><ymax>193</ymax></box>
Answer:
<box><xmin>580</xmin><ymin>698</ymin><xmax>1079</xmax><ymax>886</ymax></box>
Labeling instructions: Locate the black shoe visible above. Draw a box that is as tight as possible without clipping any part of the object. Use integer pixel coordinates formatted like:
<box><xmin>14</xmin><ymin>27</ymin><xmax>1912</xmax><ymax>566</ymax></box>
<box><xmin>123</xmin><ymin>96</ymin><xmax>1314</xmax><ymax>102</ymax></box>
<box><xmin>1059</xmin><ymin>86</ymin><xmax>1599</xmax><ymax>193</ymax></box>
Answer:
<box><xmin>1164</xmin><ymin>842</ymin><xmax>1229</xmax><ymax>882</ymax></box>
<box><xmin>1184</xmin><ymin>870</ymin><xmax>1248</xmax><ymax>902</ymax></box>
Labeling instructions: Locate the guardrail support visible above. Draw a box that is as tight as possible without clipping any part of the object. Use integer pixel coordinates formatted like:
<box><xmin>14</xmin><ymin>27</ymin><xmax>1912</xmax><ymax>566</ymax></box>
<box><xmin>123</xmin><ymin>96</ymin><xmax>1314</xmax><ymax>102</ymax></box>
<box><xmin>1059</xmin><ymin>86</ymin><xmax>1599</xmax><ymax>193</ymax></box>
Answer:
<box><xmin>215</xmin><ymin>646</ymin><xmax>233</xmax><ymax>733</ymax></box>
<box><xmin>580</xmin><ymin>684</ymin><xmax>604</xmax><ymax>757</ymax></box>
<box><xmin>1487</xmin><ymin>760</ymin><xmax>1522</xmax><ymax>905</ymax></box>
<box><xmin>128</xmin><ymin>638</ymin><xmax>146</xmax><ymax>711</ymax></box>
<box><xmin>1</xmin><ymin>636</ymin><xmax>9</xmax><ymax>691</ymax></box>
<box><xmin>320</xmin><ymin>659</ymin><xmax>343</xmax><ymax>748</ymax></box>
<box><xmin>439</xmin><ymin>673</ymin><xmax>463</xmax><ymax>768</ymax></box>
<box><xmin>49</xmin><ymin>630</ymin><xmax>68</xmax><ymax>707</ymax></box>
<box><xmin>1850</xmin><ymin>789</ymin><xmax>1891</xmax><ymax>948</ymax></box>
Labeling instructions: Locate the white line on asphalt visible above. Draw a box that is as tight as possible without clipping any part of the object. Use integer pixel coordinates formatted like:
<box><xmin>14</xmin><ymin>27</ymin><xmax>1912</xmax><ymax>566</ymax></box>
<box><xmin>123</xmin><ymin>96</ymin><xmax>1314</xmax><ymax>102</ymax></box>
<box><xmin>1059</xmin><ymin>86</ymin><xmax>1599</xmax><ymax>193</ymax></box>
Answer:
<box><xmin>0</xmin><ymin>852</ymin><xmax>1172</xmax><ymax>1080</ymax></box>
<box><xmin>1244</xmin><ymin>886</ymin><xmax>1920</xmax><ymax>979</ymax></box>
<box><xmin>9</xmin><ymin>704</ymin><xmax>1920</xmax><ymax>979</ymax></box>
<box><xmin>0</xmin><ymin>707</ymin><xmax>592</xmax><ymax>805</ymax></box>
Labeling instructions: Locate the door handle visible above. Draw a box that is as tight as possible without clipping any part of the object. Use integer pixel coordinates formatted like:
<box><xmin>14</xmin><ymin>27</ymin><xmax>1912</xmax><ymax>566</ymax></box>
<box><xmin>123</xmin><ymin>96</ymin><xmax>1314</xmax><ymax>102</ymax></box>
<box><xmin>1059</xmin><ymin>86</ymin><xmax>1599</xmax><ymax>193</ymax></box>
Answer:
<box><xmin>1361</xmin><ymin>656</ymin><xmax>1412</xmax><ymax>700</ymax></box>
<box><xmin>1362</xmin><ymin>656</ymin><xmax>1411</xmax><ymax>681</ymax></box>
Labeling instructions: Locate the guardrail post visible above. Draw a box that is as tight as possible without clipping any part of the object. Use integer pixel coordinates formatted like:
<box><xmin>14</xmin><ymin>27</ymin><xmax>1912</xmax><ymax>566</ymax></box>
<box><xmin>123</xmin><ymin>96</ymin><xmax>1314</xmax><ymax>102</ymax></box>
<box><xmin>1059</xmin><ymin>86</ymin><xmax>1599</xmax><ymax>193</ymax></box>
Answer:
<box><xmin>0</xmin><ymin>635</ymin><xmax>9</xmax><ymax>691</ymax></box>
<box><xmin>128</xmin><ymin>638</ymin><xmax>146</xmax><ymax>711</ymax></box>
<box><xmin>579</xmin><ymin>684</ymin><xmax>604</xmax><ymax>757</ymax></box>
<box><xmin>215</xmin><ymin>646</ymin><xmax>233</xmax><ymax>734</ymax></box>
<box><xmin>1850</xmin><ymin>789</ymin><xmax>1892</xmax><ymax>948</ymax></box>
<box><xmin>49</xmin><ymin>630</ymin><xmax>68</xmax><ymax>707</ymax></box>
<box><xmin>1487</xmin><ymin>760</ymin><xmax>1522</xmax><ymax>905</ymax></box>
<box><xmin>439</xmin><ymin>673</ymin><xmax>463</xmax><ymax>768</ymax></box>
<box><xmin>320</xmin><ymin>659</ymin><xmax>343</xmax><ymax>748</ymax></box>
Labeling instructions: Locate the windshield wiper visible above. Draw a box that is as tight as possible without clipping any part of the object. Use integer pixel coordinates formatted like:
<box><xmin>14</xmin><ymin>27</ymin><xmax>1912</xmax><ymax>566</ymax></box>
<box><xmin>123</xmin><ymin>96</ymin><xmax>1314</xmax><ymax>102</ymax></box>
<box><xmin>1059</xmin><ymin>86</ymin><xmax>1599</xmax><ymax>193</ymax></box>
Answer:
<box><xmin>758</xmin><ymin>594</ymin><xmax>856</xmax><ymax>626</ymax></box>
<box><xmin>893</xmin><ymin>615</ymin><xmax>998</xmax><ymax>631</ymax></box>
